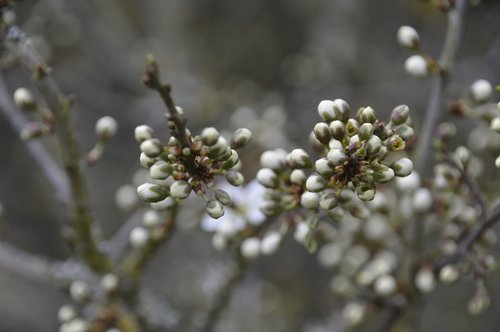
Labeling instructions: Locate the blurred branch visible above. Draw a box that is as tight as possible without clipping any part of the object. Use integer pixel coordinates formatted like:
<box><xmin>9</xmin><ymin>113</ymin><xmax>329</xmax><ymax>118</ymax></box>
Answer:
<box><xmin>0</xmin><ymin>76</ymin><xmax>71</xmax><ymax>208</ymax></box>
<box><xmin>414</xmin><ymin>0</ymin><xmax>468</xmax><ymax>177</ymax></box>
<box><xmin>4</xmin><ymin>25</ymin><xmax>111</xmax><ymax>272</ymax></box>
<box><xmin>202</xmin><ymin>254</ymin><xmax>247</xmax><ymax>332</ymax></box>
<box><xmin>105</xmin><ymin>211</ymin><xmax>143</xmax><ymax>262</ymax></box>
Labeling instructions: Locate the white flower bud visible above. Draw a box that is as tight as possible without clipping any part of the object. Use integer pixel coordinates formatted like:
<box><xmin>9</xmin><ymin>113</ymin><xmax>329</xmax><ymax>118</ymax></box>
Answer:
<box><xmin>260</xmin><ymin>232</ymin><xmax>281</xmax><ymax>255</ymax></box>
<box><xmin>170</xmin><ymin>180</ymin><xmax>192</xmax><ymax>199</ymax></box>
<box><xmin>294</xmin><ymin>222</ymin><xmax>311</xmax><ymax>243</ymax></box>
<box><xmin>496</xmin><ymin>155</ymin><xmax>500</xmax><ymax>169</ymax></box>
<box><xmin>329</xmin><ymin>120</ymin><xmax>346</xmax><ymax>140</ymax></box>
<box><xmin>288</xmin><ymin>148</ymin><xmax>312</xmax><ymax>168</ymax></box>
<box><xmin>143</xmin><ymin>210</ymin><xmax>161</xmax><ymax>228</ymax></box>
<box><xmin>392</xmin><ymin>157</ymin><xmax>413</xmax><ymax>177</ymax></box>
<box><xmin>306</xmin><ymin>174</ymin><xmax>327</xmax><ymax>192</ymax></box>
<box><xmin>65</xmin><ymin>319</ymin><xmax>89</xmax><ymax>332</ymax></box>
<box><xmin>226</xmin><ymin>171</ymin><xmax>244</xmax><ymax>186</ymax></box>
<box><xmin>115</xmin><ymin>185</ymin><xmax>138</xmax><ymax>210</ymax></box>
<box><xmin>140</xmin><ymin>139</ymin><xmax>163</xmax><ymax>157</ymax></box>
<box><xmin>100</xmin><ymin>273</ymin><xmax>119</xmax><ymax>293</ymax></box>
<box><xmin>206</xmin><ymin>200</ymin><xmax>224</xmax><ymax>219</ymax></box>
<box><xmin>300</xmin><ymin>191</ymin><xmax>320</xmax><ymax>209</ymax></box>
<box><xmin>405</xmin><ymin>55</ymin><xmax>429</xmax><ymax>78</ymax></box>
<box><xmin>139</xmin><ymin>153</ymin><xmax>154</xmax><ymax>168</ymax></box>
<box><xmin>318</xmin><ymin>243</ymin><xmax>342</xmax><ymax>268</ymax></box>
<box><xmin>342</xmin><ymin>302</ymin><xmax>366</xmax><ymax>326</ymax></box>
<box><xmin>490</xmin><ymin>117</ymin><xmax>500</xmax><ymax>133</ymax></box>
<box><xmin>69</xmin><ymin>280</ymin><xmax>91</xmax><ymax>303</ymax></box>
<box><xmin>415</xmin><ymin>268</ymin><xmax>436</xmax><ymax>293</ymax></box>
<box><xmin>212</xmin><ymin>233</ymin><xmax>228</xmax><ymax>251</ymax></box>
<box><xmin>13</xmin><ymin>87</ymin><xmax>37</xmax><ymax>109</ymax></box>
<box><xmin>256</xmin><ymin>168</ymin><xmax>279</xmax><ymax>188</ymax></box>
<box><xmin>397</xmin><ymin>25</ymin><xmax>419</xmax><ymax>48</ymax></box>
<box><xmin>374</xmin><ymin>275</ymin><xmax>397</xmax><ymax>296</ymax></box>
<box><xmin>333</xmin><ymin>99</ymin><xmax>350</xmax><ymax>122</ymax></box>
<box><xmin>134</xmin><ymin>125</ymin><xmax>154</xmax><ymax>142</ymax></box>
<box><xmin>470</xmin><ymin>79</ymin><xmax>493</xmax><ymax>103</ymax></box>
<box><xmin>150</xmin><ymin>196</ymin><xmax>175</xmax><ymax>211</ymax></box>
<box><xmin>241</xmin><ymin>237</ymin><xmax>261</xmax><ymax>259</ymax></box>
<box><xmin>149</xmin><ymin>160</ymin><xmax>172</xmax><ymax>179</ymax></box>
<box><xmin>358</xmin><ymin>123</ymin><xmax>374</xmax><ymax>140</ymax></box>
<box><xmin>200</xmin><ymin>127</ymin><xmax>220</xmax><ymax>146</ymax></box>
<box><xmin>58</xmin><ymin>305</ymin><xmax>77</xmax><ymax>323</ymax></box>
<box><xmin>313</xmin><ymin>122</ymin><xmax>331</xmax><ymax>143</ymax></box>
<box><xmin>214</xmin><ymin>189</ymin><xmax>232</xmax><ymax>205</ymax></box>
<box><xmin>317</xmin><ymin>100</ymin><xmax>336</xmax><ymax>122</ymax></box>
<box><xmin>366</xmin><ymin>135</ymin><xmax>382</xmax><ymax>155</ymax></box>
<box><xmin>137</xmin><ymin>183</ymin><xmax>167</xmax><ymax>202</ymax></box>
<box><xmin>439</xmin><ymin>265</ymin><xmax>459</xmax><ymax>284</ymax></box>
<box><xmin>260</xmin><ymin>149</ymin><xmax>288</xmax><ymax>170</ymax></box>
<box><xmin>129</xmin><ymin>227</ymin><xmax>149</xmax><ymax>249</ymax></box>
<box><xmin>95</xmin><ymin>116</ymin><xmax>118</xmax><ymax>138</ymax></box>
<box><xmin>395</xmin><ymin>171</ymin><xmax>420</xmax><ymax>192</ymax></box>
<box><xmin>230</xmin><ymin>128</ymin><xmax>252</xmax><ymax>149</ymax></box>
<box><xmin>358</xmin><ymin>107</ymin><xmax>376</xmax><ymax>124</ymax></box>
<box><xmin>329</xmin><ymin>138</ymin><xmax>343</xmax><ymax>150</ymax></box>
<box><xmin>390</xmin><ymin>104</ymin><xmax>410</xmax><ymax>125</ymax></box>
<box><xmin>413</xmin><ymin>188</ymin><xmax>433</xmax><ymax>213</ymax></box>
<box><xmin>315</xmin><ymin>158</ymin><xmax>333</xmax><ymax>177</ymax></box>
<box><xmin>374</xmin><ymin>167</ymin><xmax>395</xmax><ymax>183</ymax></box>
<box><xmin>290</xmin><ymin>169</ymin><xmax>306</xmax><ymax>185</ymax></box>
<box><xmin>327</xmin><ymin>148</ymin><xmax>347</xmax><ymax>166</ymax></box>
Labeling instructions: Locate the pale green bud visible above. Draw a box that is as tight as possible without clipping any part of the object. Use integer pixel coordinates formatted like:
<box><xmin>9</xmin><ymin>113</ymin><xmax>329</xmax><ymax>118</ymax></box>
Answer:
<box><xmin>366</xmin><ymin>135</ymin><xmax>382</xmax><ymax>155</ymax></box>
<box><xmin>170</xmin><ymin>180</ymin><xmax>191</xmax><ymax>199</ymax></box>
<box><xmin>215</xmin><ymin>189</ymin><xmax>232</xmax><ymax>205</ymax></box>
<box><xmin>13</xmin><ymin>87</ymin><xmax>37</xmax><ymax>109</ymax></box>
<box><xmin>329</xmin><ymin>138</ymin><xmax>343</xmax><ymax>150</ymax></box>
<box><xmin>397</xmin><ymin>25</ymin><xmax>419</xmax><ymax>49</ymax></box>
<box><xmin>260</xmin><ymin>149</ymin><xmax>288</xmax><ymax>170</ymax></box>
<box><xmin>374</xmin><ymin>167</ymin><xmax>395</xmax><ymax>183</ymax></box>
<box><xmin>396</xmin><ymin>124</ymin><xmax>414</xmax><ymax>141</ymax></box>
<box><xmin>230</xmin><ymin>128</ymin><xmax>252</xmax><ymax>149</ymax></box>
<box><xmin>470</xmin><ymin>79</ymin><xmax>493</xmax><ymax>103</ymax></box>
<box><xmin>392</xmin><ymin>157</ymin><xmax>413</xmax><ymax>177</ymax></box>
<box><xmin>139</xmin><ymin>152</ymin><xmax>155</xmax><ymax>169</ymax></box>
<box><xmin>140</xmin><ymin>139</ymin><xmax>163</xmax><ymax>157</ymax></box>
<box><xmin>320</xmin><ymin>190</ymin><xmax>337</xmax><ymax>210</ymax></box>
<box><xmin>346</xmin><ymin>119</ymin><xmax>359</xmax><ymax>136</ymax></box>
<box><xmin>257</xmin><ymin>168</ymin><xmax>279</xmax><ymax>188</ymax></box>
<box><xmin>130</xmin><ymin>227</ymin><xmax>149</xmax><ymax>249</ymax></box>
<box><xmin>135</xmin><ymin>125</ymin><xmax>154</xmax><ymax>142</ymax></box>
<box><xmin>226</xmin><ymin>171</ymin><xmax>244</xmax><ymax>186</ymax></box>
<box><xmin>313</xmin><ymin>122</ymin><xmax>331</xmax><ymax>144</ymax></box>
<box><xmin>137</xmin><ymin>183</ymin><xmax>168</xmax><ymax>202</ymax></box>
<box><xmin>221</xmin><ymin>149</ymin><xmax>240</xmax><ymax>169</ymax></box>
<box><xmin>209</xmin><ymin>136</ymin><xmax>229</xmax><ymax>157</ymax></box>
<box><xmin>390</xmin><ymin>104</ymin><xmax>410</xmax><ymax>125</ymax></box>
<box><xmin>206</xmin><ymin>199</ymin><xmax>224</xmax><ymax>219</ymax></box>
<box><xmin>490</xmin><ymin>117</ymin><xmax>500</xmax><ymax>133</ymax></box>
<box><xmin>439</xmin><ymin>265</ymin><xmax>459</xmax><ymax>284</ymax></box>
<box><xmin>356</xmin><ymin>184</ymin><xmax>375</xmax><ymax>201</ymax></box>
<box><xmin>143</xmin><ymin>210</ymin><xmax>162</xmax><ymax>228</ymax></box>
<box><xmin>318</xmin><ymin>100</ymin><xmax>336</xmax><ymax>122</ymax></box>
<box><xmin>329</xmin><ymin>120</ymin><xmax>346</xmax><ymax>140</ymax></box>
<box><xmin>332</xmin><ymin>99</ymin><xmax>350</xmax><ymax>122</ymax></box>
<box><xmin>405</xmin><ymin>55</ymin><xmax>429</xmax><ymax>78</ymax></box>
<box><xmin>358</xmin><ymin>106</ymin><xmax>376</xmax><ymax>123</ymax></box>
<box><xmin>200</xmin><ymin>127</ymin><xmax>220</xmax><ymax>146</ymax></box>
<box><xmin>358</xmin><ymin>123</ymin><xmax>374</xmax><ymax>140</ymax></box>
<box><xmin>95</xmin><ymin>116</ymin><xmax>118</xmax><ymax>139</ymax></box>
<box><xmin>149</xmin><ymin>160</ymin><xmax>172</xmax><ymax>179</ymax></box>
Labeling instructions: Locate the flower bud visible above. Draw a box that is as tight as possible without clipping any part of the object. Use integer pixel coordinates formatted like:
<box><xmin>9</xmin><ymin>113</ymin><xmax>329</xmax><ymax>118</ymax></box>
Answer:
<box><xmin>230</xmin><ymin>128</ymin><xmax>252</xmax><ymax>149</ymax></box>
<box><xmin>150</xmin><ymin>196</ymin><xmax>176</xmax><ymax>211</ymax></box>
<box><xmin>490</xmin><ymin>117</ymin><xmax>500</xmax><ymax>133</ymax></box>
<box><xmin>140</xmin><ymin>152</ymin><xmax>155</xmax><ymax>168</ymax></box>
<box><xmin>137</xmin><ymin>183</ymin><xmax>168</xmax><ymax>202</ymax></box>
<box><xmin>366</xmin><ymin>135</ymin><xmax>382</xmax><ymax>155</ymax></box>
<box><xmin>332</xmin><ymin>99</ymin><xmax>350</xmax><ymax>122</ymax></box>
<box><xmin>358</xmin><ymin>106</ymin><xmax>376</xmax><ymax>124</ymax></box>
<box><xmin>290</xmin><ymin>169</ymin><xmax>306</xmax><ymax>185</ymax></box>
<box><xmin>134</xmin><ymin>125</ymin><xmax>154</xmax><ymax>142</ymax></box>
<box><xmin>315</xmin><ymin>158</ymin><xmax>334</xmax><ymax>177</ymax></box>
<box><xmin>63</xmin><ymin>319</ymin><xmax>89</xmax><ymax>332</ymax></box>
<box><xmin>395</xmin><ymin>124</ymin><xmax>414</xmax><ymax>141</ymax></box>
<box><xmin>13</xmin><ymin>87</ymin><xmax>37</xmax><ymax>109</ymax></box>
<box><xmin>313</xmin><ymin>122</ymin><xmax>331</xmax><ymax>144</ymax></box>
<box><xmin>130</xmin><ymin>227</ymin><xmax>149</xmax><ymax>249</ymax></box>
<box><xmin>374</xmin><ymin>275</ymin><xmax>397</xmax><ymax>296</ymax></box>
<box><xmin>260</xmin><ymin>149</ymin><xmax>288</xmax><ymax>170</ymax></box>
<box><xmin>289</xmin><ymin>149</ymin><xmax>313</xmax><ymax>168</ymax></box>
<box><xmin>70</xmin><ymin>280</ymin><xmax>91</xmax><ymax>303</ymax></box>
<box><xmin>140</xmin><ymin>139</ymin><xmax>163</xmax><ymax>157</ymax></box>
<box><xmin>95</xmin><ymin>116</ymin><xmax>118</xmax><ymax>139</ymax></box>
<box><xmin>58</xmin><ymin>305</ymin><xmax>77</xmax><ymax>323</ymax></box>
<box><xmin>439</xmin><ymin>265</ymin><xmax>459</xmax><ymax>284</ymax></box>
<box><xmin>301</xmin><ymin>191</ymin><xmax>320</xmax><ymax>209</ymax></box>
<box><xmin>358</xmin><ymin>123</ymin><xmax>374</xmax><ymax>140</ymax></box>
<box><xmin>390</xmin><ymin>105</ymin><xmax>410</xmax><ymax>125</ymax></box>
<box><xmin>329</xmin><ymin>138</ymin><xmax>343</xmax><ymax>150</ymax></box>
<box><xmin>143</xmin><ymin>210</ymin><xmax>161</xmax><ymax>228</ymax></box>
<box><xmin>329</xmin><ymin>120</ymin><xmax>346</xmax><ymax>140</ymax></box>
<box><xmin>320</xmin><ymin>190</ymin><xmax>337</xmax><ymax>210</ymax></box>
<box><xmin>221</xmin><ymin>149</ymin><xmax>240</xmax><ymax>169</ymax></box>
<box><xmin>317</xmin><ymin>100</ymin><xmax>336</xmax><ymax>122</ymax></box>
<box><xmin>327</xmin><ymin>148</ymin><xmax>347</xmax><ymax>166</ymax></box>
<box><xmin>257</xmin><ymin>168</ymin><xmax>279</xmax><ymax>188</ymax></box>
<box><xmin>261</xmin><ymin>232</ymin><xmax>281</xmax><ymax>255</ymax></box>
<box><xmin>214</xmin><ymin>189</ymin><xmax>232</xmax><ymax>205</ymax></box>
<box><xmin>374</xmin><ymin>167</ymin><xmax>395</xmax><ymax>183</ymax></box>
<box><xmin>415</xmin><ymin>267</ymin><xmax>436</xmax><ymax>293</ymax></box>
<box><xmin>496</xmin><ymin>155</ymin><xmax>500</xmax><ymax>169</ymax></box>
<box><xmin>306</xmin><ymin>174</ymin><xmax>327</xmax><ymax>192</ymax></box>
<box><xmin>397</xmin><ymin>25</ymin><xmax>419</xmax><ymax>49</ymax></box>
<box><xmin>346</xmin><ymin>119</ymin><xmax>359</xmax><ymax>136</ymax></box>
<box><xmin>149</xmin><ymin>160</ymin><xmax>172</xmax><ymax>179</ymax></box>
<box><xmin>413</xmin><ymin>188</ymin><xmax>433</xmax><ymax>213</ymax></box>
<box><xmin>392</xmin><ymin>157</ymin><xmax>413</xmax><ymax>177</ymax></box>
<box><xmin>209</xmin><ymin>136</ymin><xmax>229</xmax><ymax>158</ymax></box>
<box><xmin>100</xmin><ymin>273</ymin><xmax>119</xmax><ymax>293</ymax></box>
<box><xmin>342</xmin><ymin>302</ymin><xmax>366</xmax><ymax>326</ymax></box>
<box><xmin>200</xmin><ymin>127</ymin><xmax>220</xmax><ymax>146</ymax></box>
<box><xmin>226</xmin><ymin>171</ymin><xmax>244</xmax><ymax>186</ymax></box>
<box><xmin>294</xmin><ymin>222</ymin><xmax>311</xmax><ymax>243</ymax></box>
<box><xmin>356</xmin><ymin>185</ymin><xmax>375</xmax><ymax>201</ymax></box>
<box><xmin>206</xmin><ymin>199</ymin><xmax>224</xmax><ymax>219</ymax></box>
<box><xmin>20</xmin><ymin>122</ymin><xmax>51</xmax><ymax>140</ymax></box>
<box><xmin>170</xmin><ymin>180</ymin><xmax>191</xmax><ymax>199</ymax></box>
<box><xmin>405</xmin><ymin>55</ymin><xmax>429</xmax><ymax>78</ymax></box>
<box><xmin>470</xmin><ymin>79</ymin><xmax>493</xmax><ymax>103</ymax></box>
<box><xmin>241</xmin><ymin>237</ymin><xmax>261</xmax><ymax>259</ymax></box>
<box><xmin>115</xmin><ymin>185</ymin><xmax>138</xmax><ymax>210</ymax></box>
<box><xmin>468</xmin><ymin>283</ymin><xmax>490</xmax><ymax>315</ymax></box>
<box><xmin>386</xmin><ymin>134</ymin><xmax>405</xmax><ymax>151</ymax></box>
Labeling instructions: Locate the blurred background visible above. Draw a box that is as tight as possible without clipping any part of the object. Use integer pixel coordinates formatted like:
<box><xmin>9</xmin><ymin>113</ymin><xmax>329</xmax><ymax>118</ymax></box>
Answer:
<box><xmin>0</xmin><ymin>0</ymin><xmax>500</xmax><ymax>331</ymax></box>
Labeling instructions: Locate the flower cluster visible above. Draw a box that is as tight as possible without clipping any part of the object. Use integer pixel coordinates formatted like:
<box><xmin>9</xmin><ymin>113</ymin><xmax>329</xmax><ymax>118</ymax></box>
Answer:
<box><xmin>135</xmin><ymin>123</ymin><xmax>252</xmax><ymax>219</ymax></box>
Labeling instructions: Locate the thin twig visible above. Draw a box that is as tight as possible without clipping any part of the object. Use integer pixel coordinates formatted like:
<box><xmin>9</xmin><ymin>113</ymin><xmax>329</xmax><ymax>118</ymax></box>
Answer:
<box><xmin>5</xmin><ymin>25</ymin><xmax>111</xmax><ymax>272</ymax></box>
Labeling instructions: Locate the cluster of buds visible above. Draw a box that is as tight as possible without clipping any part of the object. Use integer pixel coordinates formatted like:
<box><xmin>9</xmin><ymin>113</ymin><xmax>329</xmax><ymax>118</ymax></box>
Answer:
<box><xmin>257</xmin><ymin>99</ymin><xmax>414</xmax><ymax>224</ymax></box>
<box><xmin>397</xmin><ymin>25</ymin><xmax>435</xmax><ymax>78</ymax></box>
<box><xmin>12</xmin><ymin>87</ymin><xmax>55</xmax><ymax>140</ymax></box>
<box><xmin>135</xmin><ymin>122</ymin><xmax>252</xmax><ymax>219</ymax></box>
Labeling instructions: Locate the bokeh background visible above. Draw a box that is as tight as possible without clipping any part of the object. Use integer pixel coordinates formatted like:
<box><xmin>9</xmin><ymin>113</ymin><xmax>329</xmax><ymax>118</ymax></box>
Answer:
<box><xmin>0</xmin><ymin>0</ymin><xmax>500</xmax><ymax>331</ymax></box>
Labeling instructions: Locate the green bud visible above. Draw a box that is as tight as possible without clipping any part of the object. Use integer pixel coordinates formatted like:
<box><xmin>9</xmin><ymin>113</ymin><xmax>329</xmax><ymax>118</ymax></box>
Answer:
<box><xmin>358</xmin><ymin>123</ymin><xmax>374</xmax><ymax>141</ymax></box>
<box><xmin>356</xmin><ymin>183</ymin><xmax>375</xmax><ymax>201</ymax></box>
<box><xmin>215</xmin><ymin>189</ymin><xmax>233</xmax><ymax>205</ymax></box>
<box><xmin>221</xmin><ymin>149</ymin><xmax>240</xmax><ymax>169</ymax></box>
<box><xmin>396</xmin><ymin>124</ymin><xmax>414</xmax><ymax>141</ymax></box>
<box><xmin>315</xmin><ymin>158</ymin><xmax>334</xmax><ymax>177</ymax></box>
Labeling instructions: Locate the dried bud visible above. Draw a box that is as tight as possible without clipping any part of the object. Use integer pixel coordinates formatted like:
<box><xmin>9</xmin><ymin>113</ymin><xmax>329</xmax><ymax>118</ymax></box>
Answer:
<box><xmin>95</xmin><ymin>116</ymin><xmax>118</xmax><ymax>139</ymax></box>
<box><xmin>13</xmin><ymin>87</ymin><xmax>37</xmax><ymax>109</ymax></box>
<box><xmin>386</xmin><ymin>134</ymin><xmax>405</xmax><ymax>151</ymax></box>
<box><xmin>288</xmin><ymin>149</ymin><xmax>313</xmax><ymax>168</ymax></box>
<box><xmin>405</xmin><ymin>55</ymin><xmax>429</xmax><ymax>78</ymax></box>
<box><xmin>206</xmin><ymin>199</ymin><xmax>224</xmax><ymax>219</ymax></box>
<box><xmin>306</xmin><ymin>174</ymin><xmax>327</xmax><ymax>192</ymax></box>
<box><xmin>329</xmin><ymin>120</ymin><xmax>346</xmax><ymax>140</ymax></box>
<box><xmin>129</xmin><ymin>227</ymin><xmax>149</xmax><ymax>249</ymax></box>
<box><xmin>392</xmin><ymin>157</ymin><xmax>413</xmax><ymax>177</ymax></box>
<box><xmin>390</xmin><ymin>105</ymin><xmax>410</xmax><ymax>125</ymax></box>
<box><xmin>135</xmin><ymin>125</ymin><xmax>154</xmax><ymax>142</ymax></box>
<box><xmin>230</xmin><ymin>128</ymin><xmax>252</xmax><ymax>149</ymax></box>
<box><xmin>397</xmin><ymin>25</ymin><xmax>419</xmax><ymax>49</ymax></box>
<box><xmin>257</xmin><ymin>168</ymin><xmax>279</xmax><ymax>188</ymax></box>
<box><xmin>137</xmin><ymin>183</ymin><xmax>168</xmax><ymax>202</ymax></box>
<box><xmin>313</xmin><ymin>122</ymin><xmax>331</xmax><ymax>144</ymax></box>
<box><xmin>140</xmin><ymin>138</ymin><xmax>163</xmax><ymax>157</ymax></box>
<box><xmin>470</xmin><ymin>79</ymin><xmax>493</xmax><ymax>103</ymax></box>
<box><xmin>200</xmin><ymin>127</ymin><xmax>220</xmax><ymax>146</ymax></box>
<box><xmin>241</xmin><ymin>237</ymin><xmax>261</xmax><ymax>259</ymax></box>
<box><xmin>149</xmin><ymin>160</ymin><xmax>172</xmax><ymax>179</ymax></box>
<box><xmin>170</xmin><ymin>180</ymin><xmax>191</xmax><ymax>199</ymax></box>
